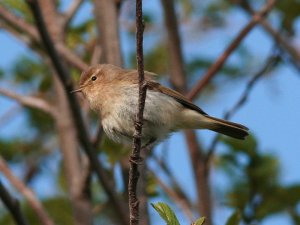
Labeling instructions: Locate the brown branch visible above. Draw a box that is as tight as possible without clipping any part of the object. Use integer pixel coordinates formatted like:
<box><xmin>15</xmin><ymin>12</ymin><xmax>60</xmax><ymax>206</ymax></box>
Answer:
<box><xmin>160</xmin><ymin>0</ymin><xmax>213</xmax><ymax>222</ymax></box>
<box><xmin>0</xmin><ymin>157</ymin><xmax>55</xmax><ymax>225</ymax></box>
<box><xmin>150</xmin><ymin>170</ymin><xmax>194</xmax><ymax>222</ymax></box>
<box><xmin>0</xmin><ymin>5</ymin><xmax>88</xmax><ymax>71</ymax></box>
<box><xmin>0</xmin><ymin>180</ymin><xmax>29</xmax><ymax>225</ymax></box>
<box><xmin>0</xmin><ymin>89</ymin><xmax>55</xmax><ymax>116</ymax></box>
<box><xmin>92</xmin><ymin>123</ymin><xmax>104</xmax><ymax>148</ymax></box>
<box><xmin>25</xmin><ymin>1</ymin><xmax>129</xmax><ymax>224</ymax></box>
<box><xmin>187</xmin><ymin>0</ymin><xmax>277</xmax><ymax>100</ymax></box>
<box><xmin>161</xmin><ymin>0</ymin><xmax>187</xmax><ymax>93</ymax></box>
<box><xmin>128</xmin><ymin>0</ymin><xmax>146</xmax><ymax>224</ymax></box>
<box><xmin>90</xmin><ymin>44</ymin><xmax>103</xmax><ymax>66</ymax></box>
<box><xmin>151</xmin><ymin>154</ymin><xmax>191</xmax><ymax>208</ymax></box>
<box><xmin>205</xmin><ymin>49</ymin><xmax>281</xmax><ymax>163</ymax></box>
<box><xmin>239</xmin><ymin>1</ymin><xmax>300</xmax><ymax>69</ymax></box>
<box><xmin>184</xmin><ymin>130</ymin><xmax>212</xmax><ymax>220</ymax></box>
<box><xmin>93</xmin><ymin>0</ymin><xmax>123</xmax><ymax>66</ymax></box>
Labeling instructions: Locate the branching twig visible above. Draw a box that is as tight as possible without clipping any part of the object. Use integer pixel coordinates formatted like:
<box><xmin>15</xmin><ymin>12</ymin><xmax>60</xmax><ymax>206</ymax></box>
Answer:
<box><xmin>25</xmin><ymin>1</ymin><xmax>128</xmax><ymax>224</ymax></box>
<box><xmin>187</xmin><ymin>0</ymin><xmax>277</xmax><ymax>100</ymax></box>
<box><xmin>205</xmin><ymin>49</ymin><xmax>281</xmax><ymax>163</ymax></box>
<box><xmin>0</xmin><ymin>5</ymin><xmax>88</xmax><ymax>71</ymax></box>
<box><xmin>62</xmin><ymin>0</ymin><xmax>84</xmax><ymax>29</ymax></box>
<box><xmin>239</xmin><ymin>1</ymin><xmax>300</xmax><ymax>72</ymax></box>
<box><xmin>0</xmin><ymin>180</ymin><xmax>29</xmax><ymax>225</ymax></box>
<box><xmin>128</xmin><ymin>0</ymin><xmax>146</xmax><ymax>224</ymax></box>
<box><xmin>0</xmin><ymin>89</ymin><xmax>55</xmax><ymax>116</ymax></box>
<box><xmin>0</xmin><ymin>157</ymin><xmax>55</xmax><ymax>225</ymax></box>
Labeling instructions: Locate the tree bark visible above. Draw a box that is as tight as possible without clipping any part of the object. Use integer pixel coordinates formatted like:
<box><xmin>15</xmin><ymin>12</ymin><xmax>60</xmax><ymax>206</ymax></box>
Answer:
<box><xmin>161</xmin><ymin>0</ymin><xmax>213</xmax><ymax>223</ymax></box>
<box><xmin>38</xmin><ymin>1</ymin><xmax>93</xmax><ymax>224</ymax></box>
<box><xmin>93</xmin><ymin>0</ymin><xmax>123</xmax><ymax>66</ymax></box>
<box><xmin>161</xmin><ymin>0</ymin><xmax>187</xmax><ymax>93</ymax></box>
<box><xmin>53</xmin><ymin>76</ymin><xmax>93</xmax><ymax>225</ymax></box>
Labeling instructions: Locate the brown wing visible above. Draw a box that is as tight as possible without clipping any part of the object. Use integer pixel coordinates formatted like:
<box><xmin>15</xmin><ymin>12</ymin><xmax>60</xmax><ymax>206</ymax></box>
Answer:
<box><xmin>121</xmin><ymin>70</ymin><xmax>207</xmax><ymax>115</ymax></box>
<box><xmin>146</xmin><ymin>79</ymin><xmax>208</xmax><ymax>115</ymax></box>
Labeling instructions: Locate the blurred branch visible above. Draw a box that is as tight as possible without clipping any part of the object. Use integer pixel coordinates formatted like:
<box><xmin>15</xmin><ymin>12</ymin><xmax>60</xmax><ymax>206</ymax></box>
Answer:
<box><xmin>187</xmin><ymin>0</ymin><xmax>277</xmax><ymax>100</ymax></box>
<box><xmin>90</xmin><ymin>44</ymin><xmax>103</xmax><ymax>66</ymax></box>
<box><xmin>25</xmin><ymin>1</ymin><xmax>129</xmax><ymax>224</ymax></box>
<box><xmin>62</xmin><ymin>0</ymin><xmax>84</xmax><ymax>29</ymax></box>
<box><xmin>161</xmin><ymin>0</ymin><xmax>186</xmax><ymax>93</ymax></box>
<box><xmin>0</xmin><ymin>180</ymin><xmax>29</xmax><ymax>225</ymax></box>
<box><xmin>152</xmin><ymin>172</ymin><xmax>194</xmax><ymax>222</ymax></box>
<box><xmin>239</xmin><ymin>1</ymin><xmax>300</xmax><ymax>71</ymax></box>
<box><xmin>92</xmin><ymin>123</ymin><xmax>104</xmax><ymax>147</ymax></box>
<box><xmin>0</xmin><ymin>5</ymin><xmax>88</xmax><ymax>71</ymax></box>
<box><xmin>0</xmin><ymin>89</ymin><xmax>55</xmax><ymax>116</ymax></box>
<box><xmin>205</xmin><ymin>49</ymin><xmax>281</xmax><ymax>163</ymax></box>
<box><xmin>128</xmin><ymin>0</ymin><xmax>146</xmax><ymax>224</ymax></box>
<box><xmin>0</xmin><ymin>105</ymin><xmax>22</xmax><ymax>128</ymax></box>
<box><xmin>161</xmin><ymin>0</ymin><xmax>213</xmax><ymax>221</ymax></box>
<box><xmin>0</xmin><ymin>157</ymin><xmax>55</xmax><ymax>225</ymax></box>
<box><xmin>151</xmin><ymin>154</ymin><xmax>191</xmax><ymax>207</ymax></box>
<box><xmin>93</xmin><ymin>0</ymin><xmax>123</xmax><ymax>66</ymax></box>
<box><xmin>185</xmin><ymin>130</ymin><xmax>211</xmax><ymax>220</ymax></box>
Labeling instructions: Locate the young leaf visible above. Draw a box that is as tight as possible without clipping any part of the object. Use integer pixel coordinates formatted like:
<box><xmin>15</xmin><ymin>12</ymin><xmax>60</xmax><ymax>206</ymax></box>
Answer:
<box><xmin>192</xmin><ymin>217</ymin><xmax>205</xmax><ymax>225</ymax></box>
<box><xmin>151</xmin><ymin>202</ymin><xmax>180</xmax><ymax>225</ymax></box>
<box><xmin>225</xmin><ymin>211</ymin><xmax>241</xmax><ymax>225</ymax></box>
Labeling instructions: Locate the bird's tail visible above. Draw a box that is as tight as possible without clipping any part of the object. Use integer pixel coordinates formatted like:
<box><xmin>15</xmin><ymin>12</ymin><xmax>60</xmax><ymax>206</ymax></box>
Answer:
<box><xmin>204</xmin><ymin>115</ymin><xmax>249</xmax><ymax>140</ymax></box>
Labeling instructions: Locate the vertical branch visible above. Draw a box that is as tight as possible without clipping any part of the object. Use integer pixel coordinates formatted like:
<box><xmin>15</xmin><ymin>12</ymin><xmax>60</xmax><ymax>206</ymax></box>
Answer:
<box><xmin>160</xmin><ymin>0</ymin><xmax>186</xmax><ymax>93</ymax></box>
<box><xmin>161</xmin><ymin>0</ymin><xmax>213</xmax><ymax>222</ymax></box>
<box><xmin>0</xmin><ymin>180</ymin><xmax>29</xmax><ymax>225</ymax></box>
<box><xmin>25</xmin><ymin>1</ymin><xmax>129</xmax><ymax>224</ymax></box>
<box><xmin>93</xmin><ymin>0</ymin><xmax>123</xmax><ymax>66</ymax></box>
<box><xmin>128</xmin><ymin>0</ymin><xmax>146</xmax><ymax>224</ymax></box>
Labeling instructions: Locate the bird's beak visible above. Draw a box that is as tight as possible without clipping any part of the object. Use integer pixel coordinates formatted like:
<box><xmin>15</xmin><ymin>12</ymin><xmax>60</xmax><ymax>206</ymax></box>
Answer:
<box><xmin>71</xmin><ymin>86</ymin><xmax>83</xmax><ymax>93</ymax></box>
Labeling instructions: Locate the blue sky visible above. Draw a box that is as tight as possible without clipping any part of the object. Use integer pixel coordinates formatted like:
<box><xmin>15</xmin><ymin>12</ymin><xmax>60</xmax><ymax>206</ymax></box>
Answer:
<box><xmin>1</xmin><ymin>1</ymin><xmax>300</xmax><ymax>225</ymax></box>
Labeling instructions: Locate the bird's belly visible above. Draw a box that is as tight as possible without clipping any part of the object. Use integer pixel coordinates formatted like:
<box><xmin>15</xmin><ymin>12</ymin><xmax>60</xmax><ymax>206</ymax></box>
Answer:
<box><xmin>101</xmin><ymin>89</ymin><xmax>182</xmax><ymax>144</ymax></box>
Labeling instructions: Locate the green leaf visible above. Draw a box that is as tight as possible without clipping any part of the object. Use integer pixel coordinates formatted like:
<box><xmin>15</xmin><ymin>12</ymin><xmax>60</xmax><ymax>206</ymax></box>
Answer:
<box><xmin>151</xmin><ymin>202</ymin><xmax>180</xmax><ymax>225</ymax></box>
<box><xmin>192</xmin><ymin>217</ymin><xmax>205</xmax><ymax>225</ymax></box>
<box><xmin>225</xmin><ymin>211</ymin><xmax>241</xmax><ymax>225</ymax></box>
<box><xmin>221</xmin><ymin>134</ymin><xmax>257</xmax><ymax>157</ymax></box>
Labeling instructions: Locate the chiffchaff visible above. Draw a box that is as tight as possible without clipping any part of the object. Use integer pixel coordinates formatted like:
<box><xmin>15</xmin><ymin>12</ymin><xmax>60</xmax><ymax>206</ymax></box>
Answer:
<box><xmin>72</xmin><ymin>64</ymin><xmax>249</xmax><ymax>146</ymax></box>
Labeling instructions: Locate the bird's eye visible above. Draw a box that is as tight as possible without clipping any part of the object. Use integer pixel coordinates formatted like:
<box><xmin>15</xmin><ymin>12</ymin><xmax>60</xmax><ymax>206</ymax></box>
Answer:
<box><xmin>91</xmin><ymin>76</ymin><xmax>97</xmax><ymax>81</ymax></box>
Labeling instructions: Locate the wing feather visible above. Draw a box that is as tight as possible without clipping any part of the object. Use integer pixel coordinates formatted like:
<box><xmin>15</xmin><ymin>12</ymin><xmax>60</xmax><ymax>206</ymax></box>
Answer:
<box><xmin>146</xmin><ymin>79</ymin><xmax>207</xmax><ymax>115</ymax></box>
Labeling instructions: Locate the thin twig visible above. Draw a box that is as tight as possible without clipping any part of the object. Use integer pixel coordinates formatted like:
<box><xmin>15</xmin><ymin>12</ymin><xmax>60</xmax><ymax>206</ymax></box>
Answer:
<box><xmin>0</xmin><ymin>180</ymin><xmax>29</xmax><ymax>225</ymax></box>
<box><xmin>187</xmin><ymin>0</ymin><xmax>277</xmax><ymax>100</ymax></box>
<box><xmin>0</xmin><ymin>105</ymin><xmax>22</xmax><ymax>128</ymax></box>
<box><xmin>62</xmin><ymin>0</ymin><xmax>84</xmax><ymax>29</ymax></box>
<box><xmin>128</xmin><ymin>0</ymin><xmax>146</xmax><ymax>224</ymax></box>
<box><xmin>239</xmin><ymin>1</ymin><xmax>300</xmax><ymax>71</ymax></box>
<box><xmin>25</xmin><ymin>1</ymin><xmax>128</xmax><ymax>224</ymax></box>
<box><xmin>149</xmin><ymin>170</ymin><xmax>194</xmax><ymax>222</ymax></box>
<box><xmin>205</xmin><ymin>49</ymin><xmax>281</xmax><ymax>163</ymax></box>
<box><xmin>0</xmin><ymin>157</ymin><xmax>55</xmax><ymax>225</ymax></box>
<box><xmin>151</xmin><ymin>154</ymin><xmax>191</xmax><ymax>207</ymax></box>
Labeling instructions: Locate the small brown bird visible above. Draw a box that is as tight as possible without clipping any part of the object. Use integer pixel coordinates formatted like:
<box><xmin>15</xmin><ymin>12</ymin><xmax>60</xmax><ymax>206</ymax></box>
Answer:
<box><xmin>72</xmin><ymin>64</ymin><xmax>249</xmax><ymax>146</ymax></box>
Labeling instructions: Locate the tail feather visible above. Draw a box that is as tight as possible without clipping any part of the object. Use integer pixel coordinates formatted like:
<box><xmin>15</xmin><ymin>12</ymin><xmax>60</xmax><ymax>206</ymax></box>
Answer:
<box><xmin>204</xmin><ymin>115</ymin><xmax>249</xmax><ymax>140</ymax></box>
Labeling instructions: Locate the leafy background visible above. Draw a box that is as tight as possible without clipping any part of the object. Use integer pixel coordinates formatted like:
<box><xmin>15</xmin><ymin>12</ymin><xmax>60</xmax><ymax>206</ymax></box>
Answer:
<box><xmin>0</xmin><ymin>0</ymin><xmax>300</xmax><ymax>225</ymax></box>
